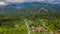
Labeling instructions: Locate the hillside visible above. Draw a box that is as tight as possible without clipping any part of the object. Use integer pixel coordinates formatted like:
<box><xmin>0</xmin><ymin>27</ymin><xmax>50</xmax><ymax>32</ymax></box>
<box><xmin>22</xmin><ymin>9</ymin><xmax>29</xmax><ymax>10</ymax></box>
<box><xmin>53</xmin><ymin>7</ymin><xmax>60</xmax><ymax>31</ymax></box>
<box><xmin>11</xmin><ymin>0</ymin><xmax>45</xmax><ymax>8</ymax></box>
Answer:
<box><xmin>0</xmin><ymin>2</ymin><xmax>60</xmax><ymax>14</ymax></box>
<box><xmin>0</xmin><ymin>2</ymin><xmax>60</xmax><ymax>34</ymax></box>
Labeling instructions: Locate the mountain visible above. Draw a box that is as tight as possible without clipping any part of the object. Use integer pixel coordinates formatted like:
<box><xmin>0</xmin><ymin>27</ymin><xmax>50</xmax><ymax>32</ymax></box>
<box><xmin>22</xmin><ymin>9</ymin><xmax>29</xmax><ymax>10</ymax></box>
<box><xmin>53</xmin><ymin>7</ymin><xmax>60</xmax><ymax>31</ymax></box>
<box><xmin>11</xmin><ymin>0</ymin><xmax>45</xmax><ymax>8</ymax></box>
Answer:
<box><xmin>7</xmin><ymin>2</ymin><xmax>60</xmax><ymax>7</ymax></box>
<box><xmin>0</xmin><ymin>2</ymin><xmax>60</xmax><ymax>14</ymax></box>
<box><xmin>6</xmin><ymin>2</ymin><xmax>60</xmax><ymax>12</ymax></box>
<box><xmin>7</xmin><ymin>2</ymin><xmax>54</xmax><ymax>8</ymax></box>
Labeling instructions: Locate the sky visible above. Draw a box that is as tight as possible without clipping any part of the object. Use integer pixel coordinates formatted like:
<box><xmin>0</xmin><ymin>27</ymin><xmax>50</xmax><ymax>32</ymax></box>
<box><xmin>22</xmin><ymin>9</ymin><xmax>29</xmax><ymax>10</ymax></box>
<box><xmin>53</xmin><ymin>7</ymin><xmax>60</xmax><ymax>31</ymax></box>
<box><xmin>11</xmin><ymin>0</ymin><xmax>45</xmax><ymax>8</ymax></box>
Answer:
<box><xmin>0</xmin><ymin>0</ymin><xmax>60</xmax><ymax>5</ymax></box>
<box><xmin>0</xmin><ymin>0</ymin><xmax>60</xmax><ymax>2</ymax></box>
<box><xmin>4</xmin><ymin>0</ymin><xmax>55</xmax><ymax>2</ymax></box>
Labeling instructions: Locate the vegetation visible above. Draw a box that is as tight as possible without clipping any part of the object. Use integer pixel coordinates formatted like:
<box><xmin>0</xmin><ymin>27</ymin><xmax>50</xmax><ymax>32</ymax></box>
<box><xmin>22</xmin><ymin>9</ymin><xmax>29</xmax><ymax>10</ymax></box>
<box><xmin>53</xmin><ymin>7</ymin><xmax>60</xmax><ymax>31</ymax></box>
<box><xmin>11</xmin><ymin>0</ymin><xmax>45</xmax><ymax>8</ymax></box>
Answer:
<box><xmin>0</xmin><ymin>6</ymin><xmax>60</xmax><ymax>34</ymax></box>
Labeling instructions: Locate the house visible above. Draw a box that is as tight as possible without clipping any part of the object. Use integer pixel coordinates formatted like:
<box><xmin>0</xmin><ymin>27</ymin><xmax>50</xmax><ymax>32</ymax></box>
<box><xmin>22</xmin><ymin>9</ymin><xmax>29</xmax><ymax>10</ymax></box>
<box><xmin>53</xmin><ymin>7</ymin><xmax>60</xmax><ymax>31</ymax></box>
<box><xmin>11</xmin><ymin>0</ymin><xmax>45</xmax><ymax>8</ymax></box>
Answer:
<box><xmin>57</xmin><ymin>30</ymin><xmax>60</xmax><ymax>33</ymax></box>
<box><xmin>15</xmin><ymin>24</ymin><xmax>20</xmax><ymax>27</ymax></box>
<box><xmin>29</xmin><ymin>28</ymin><xmax>35</xmax><ymax>32</ymax></box>
<box><xmin>29</xmin><ymin>26</ymin><xmax>35</xmax><ymax>32</ymax></box>
<box><xmin>14</xmin><ymin>21</ymin><xmax>20</xmax><ymax>27</ymax></box>
<box><xmin>39</xmin><ymin>19</ymin><xmax>44</xmax><ymax>22</ymax></box>
<box><xmin>36</xmin><ymin>25</ymin><xmax>43</xmax><ymax>32</ymax></box>
<box><xmin>28</xmin><ymin>19</ymin><xmax>34</xmax><ymax>24</ymax></box>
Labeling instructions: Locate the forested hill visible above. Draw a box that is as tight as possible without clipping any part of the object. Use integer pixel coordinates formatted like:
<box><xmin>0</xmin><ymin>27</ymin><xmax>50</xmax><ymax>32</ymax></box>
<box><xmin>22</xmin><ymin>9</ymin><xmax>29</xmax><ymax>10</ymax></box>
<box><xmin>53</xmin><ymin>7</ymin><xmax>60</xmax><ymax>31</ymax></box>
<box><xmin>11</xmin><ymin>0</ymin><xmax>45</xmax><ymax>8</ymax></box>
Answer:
<box><xmin>0</xmin><ymin>2</ymin><xmax>60</xmax><ymax>14</ymax></box>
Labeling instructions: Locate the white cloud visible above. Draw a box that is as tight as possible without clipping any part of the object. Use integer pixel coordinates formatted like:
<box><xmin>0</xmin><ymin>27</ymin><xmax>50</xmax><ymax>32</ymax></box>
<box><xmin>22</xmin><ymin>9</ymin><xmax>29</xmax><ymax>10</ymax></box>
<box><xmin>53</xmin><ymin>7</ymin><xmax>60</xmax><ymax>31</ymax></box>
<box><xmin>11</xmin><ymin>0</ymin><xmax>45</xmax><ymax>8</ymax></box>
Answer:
<box><xmin>5</xmin><ymin>0</ymin><xmax>26</xmax><ymax>2</ymax></box>
<box><xmin>47</xmin><ymin>0</ymin><xmax>55</xmax><ymax>2</ymax></box>
<box><xmin>0</xmin><ymin>1</ymin><xmax>7</xmax><ymax>5</ymax></box>
<box><xmin>4</xmin><ymin>0</ymin><xmax>55</xmax><ymax>3</ymax></box>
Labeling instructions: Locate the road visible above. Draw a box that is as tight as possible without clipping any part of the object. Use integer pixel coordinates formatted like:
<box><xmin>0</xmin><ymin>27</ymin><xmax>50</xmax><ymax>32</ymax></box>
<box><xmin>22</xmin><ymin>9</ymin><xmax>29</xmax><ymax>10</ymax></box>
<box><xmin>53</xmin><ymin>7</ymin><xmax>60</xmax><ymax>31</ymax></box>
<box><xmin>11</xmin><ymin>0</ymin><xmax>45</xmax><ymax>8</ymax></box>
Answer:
<box><xmin>24</xmin><ymin>19</ymin><xmax>30</xmax><ymax>34</ymax></box>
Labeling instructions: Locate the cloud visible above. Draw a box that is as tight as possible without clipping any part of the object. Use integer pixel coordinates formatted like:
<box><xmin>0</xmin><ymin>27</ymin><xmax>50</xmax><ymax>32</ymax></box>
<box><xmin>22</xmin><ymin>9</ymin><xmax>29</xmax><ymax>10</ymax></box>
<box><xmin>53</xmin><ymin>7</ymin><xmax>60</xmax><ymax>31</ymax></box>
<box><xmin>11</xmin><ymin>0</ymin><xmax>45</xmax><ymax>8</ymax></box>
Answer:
<box><xmin>5</xmin><ymin>0</ymin><xmax>26</xmax><ymax>2</ymax></box>
<box><xmin>47</xmin><ymin>0</ymin><xmax>55</xmax><ymax>2</ymax></box>
<box><xmin>0</xmin><ymin>1</ymin><xmax>7</xmax><ymax>5</ymax></box>
<box><xmin>4</xmin><ymin>0</ymin><xmax>55</xmax><ymax>3</ymax></box>
<box><xmin>29</xmin><ymin>0</ymin><xmax>46</xmax><ymax>2</ymax></box>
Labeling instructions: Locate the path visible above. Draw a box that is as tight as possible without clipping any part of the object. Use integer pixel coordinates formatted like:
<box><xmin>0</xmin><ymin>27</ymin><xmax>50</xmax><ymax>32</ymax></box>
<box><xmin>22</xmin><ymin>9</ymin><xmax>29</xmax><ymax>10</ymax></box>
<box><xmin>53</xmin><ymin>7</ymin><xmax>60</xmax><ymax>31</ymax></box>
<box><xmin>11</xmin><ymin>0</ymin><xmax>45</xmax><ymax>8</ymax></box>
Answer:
<box><xmin>24</xmin><ymin>19</ymin><xmax>30</xmax><ymax>34</ymax></box>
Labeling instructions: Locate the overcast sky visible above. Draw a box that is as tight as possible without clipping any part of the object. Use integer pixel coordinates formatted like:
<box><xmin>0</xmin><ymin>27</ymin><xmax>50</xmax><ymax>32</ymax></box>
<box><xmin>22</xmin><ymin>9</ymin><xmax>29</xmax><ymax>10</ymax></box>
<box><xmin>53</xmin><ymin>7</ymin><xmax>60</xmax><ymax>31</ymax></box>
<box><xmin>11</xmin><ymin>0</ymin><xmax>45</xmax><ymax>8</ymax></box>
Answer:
<box><xmin>0</xmin><ymin>0</ymin><xmax>60</xmax><ymax>5</ymax></box>
<box><xmin>0</xmin><ymin>0</ymin><xmax>57</xmax><ymax>2</ymax></box>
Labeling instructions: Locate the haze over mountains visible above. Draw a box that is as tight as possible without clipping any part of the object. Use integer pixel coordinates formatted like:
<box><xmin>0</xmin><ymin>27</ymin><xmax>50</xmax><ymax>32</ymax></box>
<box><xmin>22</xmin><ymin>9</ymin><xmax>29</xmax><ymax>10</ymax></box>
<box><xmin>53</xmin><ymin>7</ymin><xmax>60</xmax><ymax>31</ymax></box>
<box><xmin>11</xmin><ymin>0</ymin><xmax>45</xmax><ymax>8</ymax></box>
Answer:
<box><xmin>4</xmin><ymin>0</ymin><xmax>60</xmax><ymax>2</ymax></box>
<box><xmin>0</xmin><ymin>0</ymin><xmax>60</xmax><ymax>5</ymax></box>
<box><xmin>4</xmin><ymin>0</ymin><xmax>55</xmax><ymax>2</ymax></box>
<box><xmin>0</xmin><ymin>0</ymin><xmax>60</xmax><ymax>14</ymax></box>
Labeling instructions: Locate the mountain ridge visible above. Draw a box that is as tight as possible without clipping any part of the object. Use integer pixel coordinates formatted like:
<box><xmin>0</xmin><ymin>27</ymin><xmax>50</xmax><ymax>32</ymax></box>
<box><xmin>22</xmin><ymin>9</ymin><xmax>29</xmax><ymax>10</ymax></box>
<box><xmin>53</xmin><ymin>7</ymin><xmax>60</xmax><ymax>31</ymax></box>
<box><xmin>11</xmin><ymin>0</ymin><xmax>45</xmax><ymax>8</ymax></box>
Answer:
<box><xmin>0</xmin><ymin>2</ymin><xmax>60</xmax><ymax>14</ymax></box>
